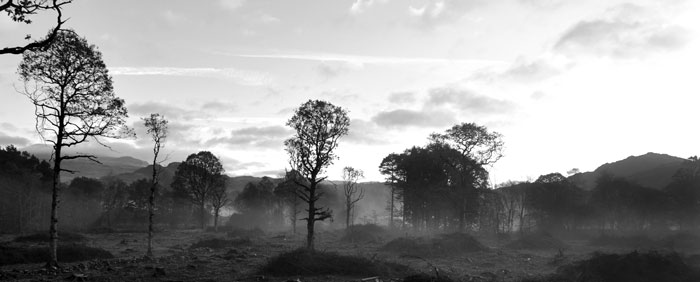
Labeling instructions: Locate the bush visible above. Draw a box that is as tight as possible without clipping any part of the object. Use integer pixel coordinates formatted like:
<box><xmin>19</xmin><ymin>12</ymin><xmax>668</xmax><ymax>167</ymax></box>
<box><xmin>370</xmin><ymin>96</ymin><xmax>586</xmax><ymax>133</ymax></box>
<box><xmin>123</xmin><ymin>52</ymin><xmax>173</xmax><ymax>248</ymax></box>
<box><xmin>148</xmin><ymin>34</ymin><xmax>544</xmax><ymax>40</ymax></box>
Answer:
<box><xmin>526</xmin><ymin>251</ymin><xmax>700</xmax><ymax>282</ymax></box>
<box><xmin>259</xmin><ymin>248</ymin><xmax>412</xmax><ymax>277</ymax></box>
<box><xmin>506</xmin><ymin>232</ymin><xmax>566</xmax><ymax>250</ymax></box>
<box><xmin>0</xmin><ymin>245</ymin><xmax>113</xmax><ymax>266</ymax></box>
<box><xmin>14</xmin><ymin>231</ymin><xmax>86</xmax><ymax>243</ymax></box>
<box><xmin>189</xmin><ymin>238</ymin><xmax>252</xmax><ymax>249</ymax></box>
<box><xmin>341</xmin><ymin>224</ymin><xmax>387</xmax><ymax>243</ymax></box>
<box><xmin>381</xmin><ymin>233</ymin><xmax>486</xmax><ymax>257</ymax></box>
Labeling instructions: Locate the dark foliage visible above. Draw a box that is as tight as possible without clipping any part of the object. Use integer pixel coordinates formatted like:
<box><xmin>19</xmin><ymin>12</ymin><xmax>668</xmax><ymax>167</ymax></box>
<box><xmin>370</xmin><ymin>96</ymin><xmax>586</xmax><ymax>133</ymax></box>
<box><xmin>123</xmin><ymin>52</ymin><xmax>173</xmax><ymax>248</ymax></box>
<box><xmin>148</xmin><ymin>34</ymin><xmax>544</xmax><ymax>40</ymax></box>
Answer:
<box><xmin>259</xmin><ymin>248</ymin><xmax>411</xmax><ymax>276</ymax></box>
<box><xmin>0</xmin><ymin>245</ymin><xmax>113</xmax><ymax>266</ymax></box>
<box><xmin>381</xmin><ymin>233</ymin><xmax>487</xmax><ymax>257</ymax></box>
<box><xmin>506</xmin><ymin>232</ymin><xmax>566</xmax><ymax>250</ymax></box>
<box><xmin>341</xmin><ymin>224</ymin><xmax>387</xmax><ymax>243</ymax></box>
<box><xmin>14</xmin><ymin>231</ymin><xmax>86</xmax><ymax>243</ymax></box>
<box><xmin>189</xmin><ymin>238</ymin><xmax>252</xmax><ymax>249</ymax></box>
<box><xmin>525</xmin><ymin>251</ymin><xmax>700</xmax><ymax>282</ymax></box>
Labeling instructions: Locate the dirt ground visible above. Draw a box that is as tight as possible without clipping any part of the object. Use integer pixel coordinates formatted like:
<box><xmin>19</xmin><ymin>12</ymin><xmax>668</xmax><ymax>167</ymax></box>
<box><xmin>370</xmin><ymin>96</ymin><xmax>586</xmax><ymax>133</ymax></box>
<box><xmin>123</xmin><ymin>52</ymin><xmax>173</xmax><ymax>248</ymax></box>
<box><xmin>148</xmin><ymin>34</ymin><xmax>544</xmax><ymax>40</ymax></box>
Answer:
<box><xmin>0</xmin><ymin>229</ymin><xmax>695</xmax><ymax>282</ymax></box>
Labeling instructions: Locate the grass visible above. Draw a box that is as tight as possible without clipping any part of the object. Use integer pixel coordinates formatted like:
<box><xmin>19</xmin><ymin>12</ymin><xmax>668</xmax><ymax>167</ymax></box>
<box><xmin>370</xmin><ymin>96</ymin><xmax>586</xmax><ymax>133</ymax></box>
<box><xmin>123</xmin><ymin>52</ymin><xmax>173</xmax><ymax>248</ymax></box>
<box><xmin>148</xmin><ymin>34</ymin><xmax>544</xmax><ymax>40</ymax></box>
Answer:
<box><xmin>226</xmin><ymin>227</ymin><xmax>265</xmax><ymax>238</ymax></box>
<box><xmin>13</xmin><ymin>231</ymin><xmax>86</xmax><ymax>243</ymax></box>
<box><xmin>189</xmin><ymin>238</ymin><xmax>252</xmax><ymax>249</ymax></box>
<box><xmin>259</xmin><ymin>248</ymin><xmax>412</xmax><ymax>277</ymax></box>
<box><xmin>341</xmin><ymin>224</ymin><xmax>387</xmax><ymax>243</ymax></box>
<box><xmin>0</xmin><ymin>244</ymin><xmax>113</xmax><ymax>266</ymax></box>
<box><xmin>523</xmin><ymin>251</ymin><xmax>700</xmax><ymax>282</ymax></box>
<box><xmin>381</xmin><ymin>233</ymin><xmax>487</xmax><ymax>257</ymax></box>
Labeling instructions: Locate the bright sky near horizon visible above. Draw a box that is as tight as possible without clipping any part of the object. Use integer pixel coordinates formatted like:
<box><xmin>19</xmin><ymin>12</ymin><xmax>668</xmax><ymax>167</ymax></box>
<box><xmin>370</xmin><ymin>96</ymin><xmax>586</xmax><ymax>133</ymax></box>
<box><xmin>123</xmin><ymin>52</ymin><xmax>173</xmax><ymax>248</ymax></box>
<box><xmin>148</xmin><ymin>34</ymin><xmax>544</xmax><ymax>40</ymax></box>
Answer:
<box><xmin>1</xmin><ymin>0</ymin><xmax>699</xmax><ymax>183</ymax></box>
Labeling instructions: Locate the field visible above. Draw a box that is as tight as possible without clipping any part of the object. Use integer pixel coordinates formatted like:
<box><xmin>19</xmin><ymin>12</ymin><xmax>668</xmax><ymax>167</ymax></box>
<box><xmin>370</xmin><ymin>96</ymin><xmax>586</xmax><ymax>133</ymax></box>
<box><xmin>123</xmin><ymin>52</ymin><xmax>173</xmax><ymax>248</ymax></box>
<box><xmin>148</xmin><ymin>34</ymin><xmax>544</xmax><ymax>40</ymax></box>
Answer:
<box><xmin>2</xmin><ymin>228</ymin><xmax>700</xmax><ymax>282</ymax></box>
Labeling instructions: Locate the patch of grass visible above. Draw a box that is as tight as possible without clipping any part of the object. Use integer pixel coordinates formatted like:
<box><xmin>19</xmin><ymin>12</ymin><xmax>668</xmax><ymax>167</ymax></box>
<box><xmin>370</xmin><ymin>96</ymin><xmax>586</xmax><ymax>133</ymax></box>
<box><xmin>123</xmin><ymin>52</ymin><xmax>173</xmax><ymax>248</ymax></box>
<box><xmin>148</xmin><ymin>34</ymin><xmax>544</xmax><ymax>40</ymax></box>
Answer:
<box><xmin>403</xmin><ymin>273</ymin><xmax>455</xmax><ymax>282</ymax></box>
<box><xmin>189</xmin><ymin>238</ymin><xmax>252</xmax><ymax>249</ymax></box>
<box><xmin>659</xmin><ymin>233</ymin><xmax>700</xmax><ymax>251</ymax></box>
<box><xmin>341</xmin><ymin>224</ymin><xmax>387</xmax><ymax>243</ymax></box>
<box><xmin>381</xmin><ymin>233</ymin><xmax>487</xmax><ymax>257</ymax></box>
<box><xmin>526</xmin><ymin>251</ymin><xmax>700</xmax><ymax>282</ymax></box>
<box><xmin>13</xmin><ymin>231</ymin><xmax>86</xmax><ymax>243</ymax></box>
<box><xmin>226</xmin><ymin>227</ymin><xmax>265</xmax><ymax>238</ymax></box>
<box><xmin>259</xmin><ymin>248</ymin><xmax>412</xmax><ymax>277</ymax></box>
<box><xmin>506</xmin><ymin>232</ymin><xmax>566</xmax><ymax>250</ymax></box>
<box><xmin>0</xmin><ymin>245</ymin><xmax>113</xmax><ymax>266</ymax></box>
<box><xmin>589</xmin><ymin>234</ymin><xmax>656</xmax><ymax>249</ymax></box>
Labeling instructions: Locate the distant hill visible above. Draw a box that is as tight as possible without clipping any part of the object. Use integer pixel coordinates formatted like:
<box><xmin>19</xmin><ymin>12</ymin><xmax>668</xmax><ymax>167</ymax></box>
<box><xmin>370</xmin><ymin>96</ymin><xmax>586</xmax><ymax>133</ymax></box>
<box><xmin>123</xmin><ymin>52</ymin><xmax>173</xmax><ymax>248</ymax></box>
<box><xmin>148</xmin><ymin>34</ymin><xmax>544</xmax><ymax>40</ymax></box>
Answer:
<box><xmin>569</xmin><ymin>152</ymin><xmax>686</xmax><ymax>190</ymax></box>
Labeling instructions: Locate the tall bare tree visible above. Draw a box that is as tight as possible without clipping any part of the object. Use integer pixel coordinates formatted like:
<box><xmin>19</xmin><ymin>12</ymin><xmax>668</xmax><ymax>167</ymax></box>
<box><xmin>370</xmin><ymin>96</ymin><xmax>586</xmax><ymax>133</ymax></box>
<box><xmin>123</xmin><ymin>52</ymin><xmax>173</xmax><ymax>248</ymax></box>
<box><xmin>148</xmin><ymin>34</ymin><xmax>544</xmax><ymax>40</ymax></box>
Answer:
<box><xmin>0</xmin><ymin>0</ymin><xmax>71</xmax><ymax>55</ymax></box>
<box><xmin>171</xmin><ymin>151</ymin><xmax>224</xmax><ymax>230</ymax></box>
<box><xmin>285</xmin><ymin>100</ymin><xmax>349</xmax><ymax>250</ymax></box>
<box><xmin>18</xmin><ymin>29</ymin><xmax>131</xmax><ymax>267</ymax></box>
<box><xmin>142</xmin><ymin>113</ymin><xmax>167</xmax><ymax>258</ymax></box>
<box><xmin>342</xmin><ymin>166</ymin><xmax>364</xmax><ymax>228</ymax></box>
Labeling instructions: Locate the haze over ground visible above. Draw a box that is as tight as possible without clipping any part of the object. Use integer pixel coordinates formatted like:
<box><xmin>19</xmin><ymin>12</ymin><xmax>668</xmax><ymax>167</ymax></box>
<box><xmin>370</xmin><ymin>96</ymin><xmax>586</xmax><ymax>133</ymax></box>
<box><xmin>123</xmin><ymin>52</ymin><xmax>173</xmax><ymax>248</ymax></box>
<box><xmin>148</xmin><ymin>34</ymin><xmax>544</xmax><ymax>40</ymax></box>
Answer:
<box><xmin>1</xmin><ymin>0</ymin><xmax>699</xmax><ymax>182</ymax></box>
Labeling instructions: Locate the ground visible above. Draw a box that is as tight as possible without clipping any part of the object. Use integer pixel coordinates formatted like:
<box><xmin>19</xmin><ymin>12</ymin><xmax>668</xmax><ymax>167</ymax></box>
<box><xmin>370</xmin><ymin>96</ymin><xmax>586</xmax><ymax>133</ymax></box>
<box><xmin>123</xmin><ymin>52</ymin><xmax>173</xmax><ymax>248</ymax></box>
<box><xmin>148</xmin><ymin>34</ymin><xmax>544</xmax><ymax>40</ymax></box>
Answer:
<box><xmin>0</xmin><ymin>229</ymin><xmax>697</xmax><ymax>282</ymax></box>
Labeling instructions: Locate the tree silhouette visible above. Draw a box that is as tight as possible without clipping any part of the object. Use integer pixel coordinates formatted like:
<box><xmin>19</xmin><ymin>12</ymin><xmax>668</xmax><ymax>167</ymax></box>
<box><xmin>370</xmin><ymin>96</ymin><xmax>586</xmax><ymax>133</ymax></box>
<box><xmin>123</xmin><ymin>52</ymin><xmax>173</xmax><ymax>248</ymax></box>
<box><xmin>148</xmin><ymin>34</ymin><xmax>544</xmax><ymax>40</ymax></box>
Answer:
<box><xmin>18</xmin><ymin>29</ymin><xmax>131</xmax><ymax>267</ymax></box>
<box><xmin>209</xmin><ymin>175</ymin><xmax>228</xmax><ymax>232</ymax></box>
<box><xmin>171</xmin><ymin>151</ymin><xmax>224</xmax><ymax>230</ymax></box>
<box><xmin>284</xmin><ymin>100</ymin><xmax>349</xmax><ymax>250</ymax></box>
<box><xmin>142</xmin><ymin>113</ymin><xmax>167</xmax><ymax>258</ymax></box>
<box><xmin>341</xmin><ymin>166</ymin><xmax>364</xmax><ymax>228</ymax></box>
<box><xmin>430</xmin><ymin>123</ymin><xmax>503</xmax><ymax>230</ymax></box>
<box><xmin>0</xmin><ymin>0</ymin><xmax>71</xmax><ymax>55</ymax></box>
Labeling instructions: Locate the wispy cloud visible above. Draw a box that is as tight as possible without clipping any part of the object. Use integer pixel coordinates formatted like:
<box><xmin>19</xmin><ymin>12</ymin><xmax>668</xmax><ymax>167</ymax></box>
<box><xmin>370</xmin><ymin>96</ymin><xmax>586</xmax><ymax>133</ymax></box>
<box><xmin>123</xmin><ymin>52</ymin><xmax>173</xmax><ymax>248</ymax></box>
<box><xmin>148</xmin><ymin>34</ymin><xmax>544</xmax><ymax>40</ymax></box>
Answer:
<box><xmin>223</xmin><ymin>52</ymin><xmax>503</xmax><ymax>67</ymax></box>
<box><xmin>109</xmin><ymin>67</ymin><xmax>271</xmax><ymax>86</ymax></box>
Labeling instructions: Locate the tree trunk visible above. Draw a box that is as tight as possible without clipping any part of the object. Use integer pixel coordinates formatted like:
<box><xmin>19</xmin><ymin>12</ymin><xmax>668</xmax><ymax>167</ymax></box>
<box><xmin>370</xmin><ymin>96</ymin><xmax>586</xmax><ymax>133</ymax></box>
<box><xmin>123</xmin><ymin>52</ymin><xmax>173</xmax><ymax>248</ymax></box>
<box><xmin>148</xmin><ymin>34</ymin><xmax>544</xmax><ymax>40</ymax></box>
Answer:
<box><xmin>213</xmin><ymin>209</ymin><xmax>219</xmax><ymax>232</ymax></box>
<box><xmin>306</xmin><ymin>184</ymin><xmax>316</xmax><ymax>250</ymax></box>
<box><xmin>48</xmin><ymin>144</ymin><xmax>61</xmax><ymax>268</ymax></box>
<box><xmin>147</xmin><ymin>155</ymin><xmax>157</xmax><ymax>258</ymax></box>
<box><xmin>345</xmin><ymin>200</ymin><xmax>351</xmax><ymax>229</ymax></box>
<box><xmin>200</xmin><ymin>202</ymin><xmax>206</xmax><ymax>230</ymax></box>
<box><xmin>389</xmin><ymin>186</ymin><xmax>394</xmax><ymax>229</ymax></box>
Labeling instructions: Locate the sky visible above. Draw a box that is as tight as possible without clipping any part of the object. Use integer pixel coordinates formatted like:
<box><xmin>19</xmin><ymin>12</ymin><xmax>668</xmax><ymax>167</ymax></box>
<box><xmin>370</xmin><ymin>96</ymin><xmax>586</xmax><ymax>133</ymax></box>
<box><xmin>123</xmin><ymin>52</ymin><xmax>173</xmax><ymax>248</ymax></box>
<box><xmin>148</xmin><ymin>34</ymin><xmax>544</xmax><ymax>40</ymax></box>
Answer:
<box><xmin>1</xmin><ymin>0</ymin><xmax>699</xmax><ymax>183</ymax></box>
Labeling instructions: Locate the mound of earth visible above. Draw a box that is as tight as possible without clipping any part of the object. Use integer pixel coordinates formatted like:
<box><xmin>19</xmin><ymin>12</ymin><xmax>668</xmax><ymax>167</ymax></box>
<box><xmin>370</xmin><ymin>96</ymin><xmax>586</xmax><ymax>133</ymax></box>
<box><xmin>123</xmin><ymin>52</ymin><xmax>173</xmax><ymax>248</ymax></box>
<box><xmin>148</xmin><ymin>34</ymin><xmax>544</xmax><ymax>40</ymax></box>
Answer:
<box><xmin>589</xmin><ymin>234</ymin><xmax>656</xmax><ymax>249</ymax></box>
<box><xmin>13</xmin><ymin>231</ymin><xmax>86</xmax><ymax>243</ymax></box>
<box><xmin>525</xmin><ymin>251</ymin><xmax>700</xmax><ymax>282</ymax></box>
<box><xmin>0</xmin><ymin>245</ymin><xmax>113</xmax><ymax>266</ymax></box>
<box><xmin>189</xmin><ymin>238</ymin><xmax>252</xmax><ymax>249</ymax></box>
<box><xmin>506</xmin><ymin>233</ymin><xmax>566</xmax><ymax>250</ymax></box>
<box><xmin>259</xmin><ymin>248</ymin><xmax>412</xmax><ymax>277</ymax></box>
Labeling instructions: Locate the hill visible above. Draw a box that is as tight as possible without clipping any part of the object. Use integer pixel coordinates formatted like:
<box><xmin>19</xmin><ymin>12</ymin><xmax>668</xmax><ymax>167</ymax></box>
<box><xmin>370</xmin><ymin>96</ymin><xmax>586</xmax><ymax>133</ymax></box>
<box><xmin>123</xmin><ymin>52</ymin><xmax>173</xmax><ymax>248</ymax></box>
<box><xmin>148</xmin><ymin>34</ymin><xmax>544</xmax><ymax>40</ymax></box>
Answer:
<box><xmin>569</xmin><ymin>152</ymin><xmax>686</xmax><ymax>190</ymax></box>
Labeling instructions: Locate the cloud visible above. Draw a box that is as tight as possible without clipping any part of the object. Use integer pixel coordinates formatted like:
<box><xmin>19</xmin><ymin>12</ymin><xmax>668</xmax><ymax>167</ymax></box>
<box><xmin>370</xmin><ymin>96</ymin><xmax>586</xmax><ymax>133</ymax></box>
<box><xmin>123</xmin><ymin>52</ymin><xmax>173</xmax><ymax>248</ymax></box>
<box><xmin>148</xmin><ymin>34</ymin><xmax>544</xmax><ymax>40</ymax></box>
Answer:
<box><xmin>426</xmin><ymin>87</ymin><xmax>515</xmax><ymax>114</ymax></box>
<box><xmin>229</xmin><ymin>52</ymin><xmax>500</xmax><ymax>67</ymax></box>
<box><xmin>201</xmin><ymin>101</ymin><xmax>238</xmax><ymax>114</ymax></box>
<box><xmin>554</xmin><ymin>3</ymin><xmax>689</xmax><ymax>58</ymax></box>
<box><xmin>205</xmin><ymin>125</ymin><xmax>292</xmax><ymax>149</ymax></box>
<box><xmin>220</xmin><ymin>0</ymin><xmax>246</xmax><ymax>11</ymax></box>
<box><xmin>315</xmin><ymin>61</ymin><xmax>356</xmax><ymax>79</ymax></box>
<box><xmin>128</xmin><ymin>102</ymin><xmax>198</xmax><ymax>120</ymax></box>
<box><xmin>110</xmin><ymin>67</ymin><xmax>271</xmax><ymax>86</ymax></box>
<box><xmin>372</xmin><ymin>109</ymin><xmax>456</xmax><ymax>128</ymax></box>
<box><xmin>388</xmin><ymin>92</ymin><xmax>416</xmax><ymax>104</ymax></box>
<box><xmin>0</xmin><ymin>132</ymin><xmax>30</xmax><ymax>147</ymax></box>
<box><xmin>470</xmin><ymin>57</ymin><xmax>566</xmax><ymax>83</ymax></box>
<box><xmin>407</xmin><ymin>0</ymin><xmax>482</xmax><ymax>28</ymax></box>
<box><xmin>345</xmin><ymin>119</ymin><xmax>387</xmax><ymax>145</ymax></box>
<box><xmin>350</xmin><ymin>0</ymin><xmax>376</xmax><ymax>14</ymax></box>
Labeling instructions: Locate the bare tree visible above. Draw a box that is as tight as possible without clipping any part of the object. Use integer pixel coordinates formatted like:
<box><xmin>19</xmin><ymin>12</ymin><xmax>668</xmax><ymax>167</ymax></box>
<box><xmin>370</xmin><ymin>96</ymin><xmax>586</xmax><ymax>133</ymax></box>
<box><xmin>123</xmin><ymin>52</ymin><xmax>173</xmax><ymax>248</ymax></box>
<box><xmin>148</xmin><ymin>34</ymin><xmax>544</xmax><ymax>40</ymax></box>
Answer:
<box><xmin>209</xmin><ymin>175</ymin><xmax>229</xmax><ymax>232</ymax></box>
<box><xmin>18</xmin><ymin>29</ymin><xmax>131</xmax><ymax>267</ymax></box>
<box><xmin>171</xmin><ymin>151</ymin><xmax>224</xmax><ymax>230</ymax></box>
<box><xmin>285</xmin><ymin>100</ymin><xmax>350</xmax><ymax>250</ymax></box>
<box><xmin>342</xmin><ymin>166</ymin><xmax>364</xmax><ymax>228</ymax></box>
<box><xmin>274</xmin><ymin>170</ymin><xmax>305</xmax><ymax>234</ymax></box>
<box><xmin>142</xmin><ymin>113</ymin><xmax>167</xmax><ymax>258</ymax></box>
<box><xmin>0</xmin><ymin>0</ymin><xmax>71</xmax><ymax>55</ymax></box>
